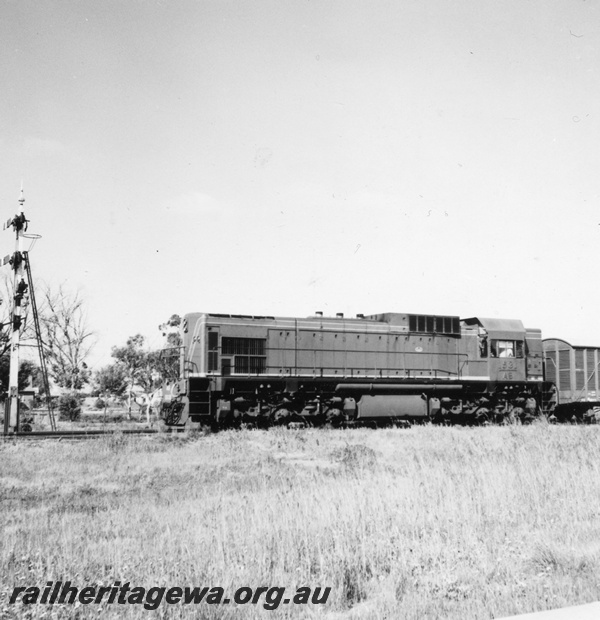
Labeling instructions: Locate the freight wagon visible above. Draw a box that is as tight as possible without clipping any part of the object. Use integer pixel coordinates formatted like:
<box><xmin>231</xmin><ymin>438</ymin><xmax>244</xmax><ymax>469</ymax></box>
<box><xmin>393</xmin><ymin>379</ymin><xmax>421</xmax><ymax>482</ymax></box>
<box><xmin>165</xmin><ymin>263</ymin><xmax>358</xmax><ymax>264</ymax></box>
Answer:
<box><xmin>543</xmin><ymin>338</ymin><xmax>600</xmax><ymax>421</ymax></box>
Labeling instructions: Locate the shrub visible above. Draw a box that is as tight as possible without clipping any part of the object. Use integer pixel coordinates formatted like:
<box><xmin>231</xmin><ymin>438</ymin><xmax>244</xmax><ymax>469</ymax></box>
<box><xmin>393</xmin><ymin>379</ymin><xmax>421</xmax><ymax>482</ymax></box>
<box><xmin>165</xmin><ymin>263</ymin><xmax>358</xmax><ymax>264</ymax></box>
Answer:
<box><xmin>32</xmin><ymin>395</ymin><xmax>45</xmax><ymax>409</ymax></box>
<box><xmin>332</xmin><ymin>443</ymin><xmax>379</xmax><ymax>472</ymax></box>
<box><xmin>58</xmin><ymin>392</ymin><xmax>82</xmax><ymax>421</ymax></box>
<box><xmin>94</xmin><ymin>397</ymin><xmax>107</xmax><ymax>410</ymax></box>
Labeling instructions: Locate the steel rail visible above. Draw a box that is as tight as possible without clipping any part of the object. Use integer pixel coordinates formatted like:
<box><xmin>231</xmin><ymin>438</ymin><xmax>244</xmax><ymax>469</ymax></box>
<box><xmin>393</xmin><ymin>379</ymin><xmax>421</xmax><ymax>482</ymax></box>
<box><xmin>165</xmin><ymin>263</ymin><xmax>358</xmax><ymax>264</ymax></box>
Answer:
<box><xmin>1</xmin><ymin>428</ymin><xmax>185</xmax><ymax>440</ymax></box>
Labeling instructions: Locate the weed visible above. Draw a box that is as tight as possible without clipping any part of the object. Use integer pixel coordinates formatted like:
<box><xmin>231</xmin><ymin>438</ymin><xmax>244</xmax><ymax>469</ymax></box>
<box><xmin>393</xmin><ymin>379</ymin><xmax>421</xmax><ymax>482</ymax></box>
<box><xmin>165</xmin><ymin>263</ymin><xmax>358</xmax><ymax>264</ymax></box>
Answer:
<box><xmin>332</xmin><ymin>442</ymin><xmax>378</xmax><ymax>472</ymax></box>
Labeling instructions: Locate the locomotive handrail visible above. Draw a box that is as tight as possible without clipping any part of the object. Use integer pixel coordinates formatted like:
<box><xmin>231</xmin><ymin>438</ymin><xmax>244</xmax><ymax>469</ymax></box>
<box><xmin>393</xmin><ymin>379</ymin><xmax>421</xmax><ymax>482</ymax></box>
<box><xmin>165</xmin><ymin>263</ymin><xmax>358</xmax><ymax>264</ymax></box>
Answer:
<box><xmin>183</xmin><ymin>360</ymin><xmax>199</xmax><ymax>377</ymax></box>
<box><xmin>219</xmin><ymin>366</ymin><xmax>462</xmax><ymax>379</ymax></box>
<box><xmin>457</xmin><ymin>353</ymin><xmax>471</xmax><ymax>378</ymax></box>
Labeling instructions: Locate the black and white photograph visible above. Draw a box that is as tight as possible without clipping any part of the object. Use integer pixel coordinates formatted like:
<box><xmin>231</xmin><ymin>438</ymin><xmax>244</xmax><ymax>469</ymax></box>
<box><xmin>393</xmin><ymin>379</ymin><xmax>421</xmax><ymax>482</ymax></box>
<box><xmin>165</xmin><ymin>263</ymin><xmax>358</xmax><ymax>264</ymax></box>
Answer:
<box><xmin>2</xmin><ymin>1</ymin><xmax>600</xmax><ymax>618</ymax></box>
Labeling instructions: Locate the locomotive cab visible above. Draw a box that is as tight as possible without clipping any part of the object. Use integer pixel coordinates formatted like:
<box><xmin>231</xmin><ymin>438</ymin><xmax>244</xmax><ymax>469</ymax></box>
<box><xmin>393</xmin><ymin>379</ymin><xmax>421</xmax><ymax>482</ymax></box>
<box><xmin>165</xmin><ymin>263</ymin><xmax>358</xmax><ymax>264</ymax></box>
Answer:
<box><xmin>462</xmin><ymin>317</ymin><xmax>527</xmax><ymax>383</ymax></box>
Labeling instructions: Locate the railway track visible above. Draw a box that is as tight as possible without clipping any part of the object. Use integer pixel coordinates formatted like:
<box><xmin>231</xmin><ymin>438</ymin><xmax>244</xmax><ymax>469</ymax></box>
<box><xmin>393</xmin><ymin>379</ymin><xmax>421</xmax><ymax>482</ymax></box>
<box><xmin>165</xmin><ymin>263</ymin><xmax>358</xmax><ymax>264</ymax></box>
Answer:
<box><xmin>1</xmin><ymin>428</ymin><xmax>184</xmax><ymax>440</ymax></box>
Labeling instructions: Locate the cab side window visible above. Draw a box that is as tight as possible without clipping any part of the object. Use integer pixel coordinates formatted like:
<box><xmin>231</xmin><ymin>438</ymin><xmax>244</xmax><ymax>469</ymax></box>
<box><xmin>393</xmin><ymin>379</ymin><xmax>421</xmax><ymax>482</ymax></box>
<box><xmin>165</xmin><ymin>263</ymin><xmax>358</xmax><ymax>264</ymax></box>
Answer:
<box><xmin>490</xmin><ymin>340</ymin><xmax>524</xmax><ymax>358</ymax></box>
<box><xmin>497</xmin><ymin>341</ymin><xmax>515</xmax><ymax>358</ymax></box>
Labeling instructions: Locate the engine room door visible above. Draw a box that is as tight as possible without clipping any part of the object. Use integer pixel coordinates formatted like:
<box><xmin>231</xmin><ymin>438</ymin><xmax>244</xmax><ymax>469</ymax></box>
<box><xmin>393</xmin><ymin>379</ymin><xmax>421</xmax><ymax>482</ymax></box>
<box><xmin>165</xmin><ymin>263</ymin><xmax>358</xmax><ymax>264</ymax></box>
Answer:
<box><xmin>207</xmin><ymin>329</ymin><xmax>219</xmax><ymax>373</ymax></box>
<box><xmin>221</xmin><ymin>357</ymin><xmax>232</xmax><ymax>376</ymax></box>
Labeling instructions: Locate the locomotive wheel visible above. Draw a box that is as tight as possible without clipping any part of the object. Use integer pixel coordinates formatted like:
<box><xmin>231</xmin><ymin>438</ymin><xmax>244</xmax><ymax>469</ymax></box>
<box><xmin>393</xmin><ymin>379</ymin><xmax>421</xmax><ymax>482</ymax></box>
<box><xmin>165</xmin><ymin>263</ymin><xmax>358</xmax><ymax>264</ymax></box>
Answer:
<box><xmin>474</xmin><ymin>407</ymin><xmax>490</xmax><ymax>426</ymax></box>
<box><xmin>511</xmin><ymin>406</ymin><xmax>526</xmax><ymax>423</ymax></box>
<box><xmin>325</xmin><ymin>407</ymin><xmax>343</xmax><ymax>427</ymax></box>
<box><xmin>273</xmin><ymin>408</ymin><xmax>292</xmax><ymax>425</ymax></box>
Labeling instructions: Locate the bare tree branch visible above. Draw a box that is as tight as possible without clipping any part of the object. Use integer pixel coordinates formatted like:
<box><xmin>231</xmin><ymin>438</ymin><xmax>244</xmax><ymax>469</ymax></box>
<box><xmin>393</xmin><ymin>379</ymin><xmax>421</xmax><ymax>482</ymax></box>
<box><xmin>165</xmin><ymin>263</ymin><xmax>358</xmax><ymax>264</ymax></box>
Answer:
<box><xmin>38</xmin><ymin>284</ymin><xmax>95</xmax><ymax>390</ymax></box>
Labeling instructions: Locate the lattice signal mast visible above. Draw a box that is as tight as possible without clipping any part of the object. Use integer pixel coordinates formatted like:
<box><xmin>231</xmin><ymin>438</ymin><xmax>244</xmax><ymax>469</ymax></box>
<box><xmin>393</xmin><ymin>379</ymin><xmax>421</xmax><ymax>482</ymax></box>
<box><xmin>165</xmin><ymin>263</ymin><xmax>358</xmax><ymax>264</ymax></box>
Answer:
<box><xmin>3</xmin><ymin>187</ymin><xmax>28</xmax><ymax>433</ymax></box>
<box><xmin>2</xmin><ymin>187</ymin><xmax>55</xmax><ymax>433</ymax></box>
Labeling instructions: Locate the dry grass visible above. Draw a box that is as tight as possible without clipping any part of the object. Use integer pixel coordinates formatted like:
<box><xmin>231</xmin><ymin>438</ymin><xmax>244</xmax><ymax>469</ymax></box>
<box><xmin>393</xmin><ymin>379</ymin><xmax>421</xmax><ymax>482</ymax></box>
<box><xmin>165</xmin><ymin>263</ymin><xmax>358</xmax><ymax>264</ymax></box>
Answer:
<box><xmin>2</xmin><ymin>424</ymin><xmax>600</xmax><ymax>618</ymax></box>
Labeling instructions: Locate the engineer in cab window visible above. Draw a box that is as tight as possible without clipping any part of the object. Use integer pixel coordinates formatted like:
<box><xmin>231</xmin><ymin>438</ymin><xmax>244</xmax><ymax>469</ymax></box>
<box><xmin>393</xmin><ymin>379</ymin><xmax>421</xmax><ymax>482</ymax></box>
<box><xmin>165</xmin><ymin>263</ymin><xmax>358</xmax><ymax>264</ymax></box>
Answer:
<box><xmin>498</xmin><ymin>341</ymin><xmax>514</xmax><ymax>357</ymax></box>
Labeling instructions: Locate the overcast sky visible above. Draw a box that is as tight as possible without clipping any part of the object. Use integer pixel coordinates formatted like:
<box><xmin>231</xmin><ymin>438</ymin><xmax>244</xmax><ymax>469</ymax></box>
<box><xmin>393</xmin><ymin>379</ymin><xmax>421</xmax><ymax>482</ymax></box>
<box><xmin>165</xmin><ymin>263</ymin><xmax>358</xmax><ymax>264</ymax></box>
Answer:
<box><xmin>1</xmin><ymin>0</ymin><xmax>599</xmax><ymax>369</ymax></box>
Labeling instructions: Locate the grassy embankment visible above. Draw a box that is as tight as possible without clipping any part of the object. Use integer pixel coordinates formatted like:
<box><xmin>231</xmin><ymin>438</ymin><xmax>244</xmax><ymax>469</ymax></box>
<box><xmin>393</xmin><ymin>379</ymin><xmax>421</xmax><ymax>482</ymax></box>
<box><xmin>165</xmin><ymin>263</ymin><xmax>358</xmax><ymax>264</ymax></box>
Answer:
<box><xmin>2</xmin><ymin>424</ymin><xmax>600</xmax><ymax>619</ymax></box>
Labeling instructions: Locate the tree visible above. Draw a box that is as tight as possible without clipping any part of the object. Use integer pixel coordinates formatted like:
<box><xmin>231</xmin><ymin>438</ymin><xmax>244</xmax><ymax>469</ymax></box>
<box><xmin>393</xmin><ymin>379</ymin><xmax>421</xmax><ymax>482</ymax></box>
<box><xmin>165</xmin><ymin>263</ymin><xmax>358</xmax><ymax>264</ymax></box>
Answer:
<box><xmin>93</xmin><ymin>364</ymin><xmax>128</xmax><ymax>400</ymax></box>
<box><xmin>111</xmin><ymin>334</ymin><xmax>157</xmax><ymax>419</ymax></box>
<box><xmin>38</xmin><ymin>284</ymin><xmax>95</xmax><ymax>390</ymax></box>
<box><xmin>0</xmin><ymin>357</ymin><xmax>36</xmax><ymax>396</ymax></box>
<box><xmin>157</xmin><ymin>314</ymin><xmax>182</xmax><ymax>383</ymax></box>
<box><xmin>57</xmin><ymin>392</ymin><xmax>82</xmax><ymax>421</ymax></box>
<box><xmin>159</xmin><ymin>314</ymin><xmax>181</xmax><ymax>334</ymax></box>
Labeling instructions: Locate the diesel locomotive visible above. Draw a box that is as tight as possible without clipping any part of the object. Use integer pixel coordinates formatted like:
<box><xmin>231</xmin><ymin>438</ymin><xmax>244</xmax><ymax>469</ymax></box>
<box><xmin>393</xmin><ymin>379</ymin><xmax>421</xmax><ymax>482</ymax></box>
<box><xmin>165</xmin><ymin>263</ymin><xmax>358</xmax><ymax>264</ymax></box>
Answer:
<box><xmin>159</xmin><ymin>310</ymin><xmax>569</xmax><ymax>428</ymax></box>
